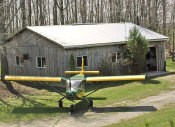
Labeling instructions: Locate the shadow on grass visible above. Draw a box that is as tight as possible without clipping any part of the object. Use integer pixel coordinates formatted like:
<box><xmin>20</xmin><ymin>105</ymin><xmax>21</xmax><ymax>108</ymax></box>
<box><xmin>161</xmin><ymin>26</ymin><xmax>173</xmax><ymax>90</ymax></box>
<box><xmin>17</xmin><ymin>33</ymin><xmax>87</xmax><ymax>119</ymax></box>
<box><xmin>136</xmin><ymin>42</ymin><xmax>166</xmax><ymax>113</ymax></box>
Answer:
<box><xmin>0</xmin><ymin>81</ymin><xmax>46</xmax><ymax>111</ymax></box>
<box><xmin>85</xmin><ymin>78</ymin><xmax>161</xmax><ymax>93</ymax></box>
<box><xmin>9</xmin><ymin>97</ymin><xmax>105</xmax><ymax>115</ymax></box>
<box><xmin>91</xmin><ymin>106</ymin><xmax>157</xmax><ymax>113</ymax></box>
<box><xmin>0</xmin><ymin>93</ymin><xmax>156</xmax><ymax>118</ymax></box>
<box><xmin>0</xmin><ymin>78</ymin><xmax>160</xmax><ymax>118</ymax></box>
<box><xmin>0</xmin><ymin>98</ymin><xmax>14</xmax><ymax>108</ymax></box>
<box><xmin>16</xmin><ymin>81</ymin><xmax>66</xmax><ymax>93</ymax></box>
<box><xmin>12</xmin><ymin>107</ymin><xmax>69</xmax><ymax>114</ymax></box>
<box><xmin>141</xmin><ymin>79</ymin><xmax>160</xmax><ymax>85</ymax></box>
<box><xmin>71</xmin><ymin>102</ymin><xmax>157</xmax><ymax>117</ymax></box>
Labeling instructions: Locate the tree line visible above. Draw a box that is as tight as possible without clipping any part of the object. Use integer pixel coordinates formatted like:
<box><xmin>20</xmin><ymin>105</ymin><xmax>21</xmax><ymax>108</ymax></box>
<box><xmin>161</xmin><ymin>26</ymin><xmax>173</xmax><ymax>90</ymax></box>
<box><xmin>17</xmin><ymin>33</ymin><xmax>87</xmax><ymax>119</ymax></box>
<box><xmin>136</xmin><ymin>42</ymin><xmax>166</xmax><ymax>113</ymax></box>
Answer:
<box><xmin>0</xmin><ymin>0</ymin><xmax>175</xmax><ymax>53</ymax></box>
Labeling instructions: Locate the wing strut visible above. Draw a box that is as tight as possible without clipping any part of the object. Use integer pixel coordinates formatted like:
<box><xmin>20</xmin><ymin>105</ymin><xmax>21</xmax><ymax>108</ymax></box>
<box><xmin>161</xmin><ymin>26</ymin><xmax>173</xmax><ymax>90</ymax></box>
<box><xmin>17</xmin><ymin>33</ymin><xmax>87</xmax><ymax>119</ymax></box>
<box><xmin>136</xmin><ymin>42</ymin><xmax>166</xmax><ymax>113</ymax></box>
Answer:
<box><xmin>36</xmin><ymin>81</ymin><xmax>66</xmax><ymax>97</ymax></box>
<box><xmin>85</xmin><ymin>84</ymin><xmax>104</xmax><ymax>97</ymax></box>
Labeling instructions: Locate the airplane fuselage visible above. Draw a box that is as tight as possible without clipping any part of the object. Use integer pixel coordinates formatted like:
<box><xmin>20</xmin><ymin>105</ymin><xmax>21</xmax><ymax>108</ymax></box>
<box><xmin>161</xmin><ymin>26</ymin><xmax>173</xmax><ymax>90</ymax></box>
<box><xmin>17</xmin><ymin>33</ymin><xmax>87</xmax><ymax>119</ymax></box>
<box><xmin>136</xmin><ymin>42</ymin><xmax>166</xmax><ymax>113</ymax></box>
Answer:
<box><xmin>65</xmin><ymin>74</ymin><xmax>85</xmax><ymax>101</ymax></box>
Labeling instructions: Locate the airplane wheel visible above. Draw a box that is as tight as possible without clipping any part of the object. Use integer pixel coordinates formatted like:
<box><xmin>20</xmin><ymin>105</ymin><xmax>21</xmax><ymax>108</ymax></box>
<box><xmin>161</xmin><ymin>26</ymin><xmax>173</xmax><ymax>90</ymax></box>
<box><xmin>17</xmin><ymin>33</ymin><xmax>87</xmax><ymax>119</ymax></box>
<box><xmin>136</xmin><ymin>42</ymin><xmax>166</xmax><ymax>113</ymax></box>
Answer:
<box><xmin>58</xmin><ymin>100</ymin><xmax>63</xmax><ymax>108</ymax></box>
<box><xmin>89</xmin><ymin>100</ymin><xmax>93</xmax><ymax>107</ymax></box>
<box><xmin>70</xmin><ymin>104</ymin><xmax>75</xmax><ymax>113</ymax></box>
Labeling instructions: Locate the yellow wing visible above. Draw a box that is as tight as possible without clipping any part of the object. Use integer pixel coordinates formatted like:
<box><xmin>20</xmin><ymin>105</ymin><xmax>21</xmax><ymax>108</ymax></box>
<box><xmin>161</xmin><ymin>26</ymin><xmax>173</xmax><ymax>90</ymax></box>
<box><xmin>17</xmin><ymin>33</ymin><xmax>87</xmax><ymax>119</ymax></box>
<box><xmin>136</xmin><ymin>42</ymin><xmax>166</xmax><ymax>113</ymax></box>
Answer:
<box><xmin>4</xmin><ymin>75</ymin><xmax>66</xmax><ymax>82</ymax></box>
<box><xmin>86</xmin><ymin>75</ymin><xmax>146</xmax><ymax>82</ymax></box>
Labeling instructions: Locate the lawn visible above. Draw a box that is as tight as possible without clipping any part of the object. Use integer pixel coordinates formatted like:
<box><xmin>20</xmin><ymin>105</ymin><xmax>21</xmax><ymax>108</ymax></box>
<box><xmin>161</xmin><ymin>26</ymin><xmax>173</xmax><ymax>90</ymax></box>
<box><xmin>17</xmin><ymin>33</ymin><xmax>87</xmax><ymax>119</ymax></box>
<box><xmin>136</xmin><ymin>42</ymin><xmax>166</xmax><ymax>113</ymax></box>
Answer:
<box><xmin>106</xmin><ymin>105</ymin><xmax>175</xmax><ymax>127</ymax></box>
<box><xmin>0</xmin><ymin>76</ymin><xmax>174</xmax><ymax>123</ymax></box>
<box><xmin>166</xmin><ymin>57</ymin><xmax>175</xmax><ymax>72</ymax></box>
<box><xmin>0</xmin><ymin>57</ymin><xmax>174</xmax><ymax>123</ymax></box>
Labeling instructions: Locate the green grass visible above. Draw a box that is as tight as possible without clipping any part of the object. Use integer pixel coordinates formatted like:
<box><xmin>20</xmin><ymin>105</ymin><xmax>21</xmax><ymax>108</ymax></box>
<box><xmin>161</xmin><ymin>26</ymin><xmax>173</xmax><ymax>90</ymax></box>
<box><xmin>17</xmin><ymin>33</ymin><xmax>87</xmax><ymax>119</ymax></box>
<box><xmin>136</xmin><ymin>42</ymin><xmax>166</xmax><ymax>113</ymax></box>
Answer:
<box><xmin>166</xmin><ymin>57</ymin><xmax>175</xmax><ymax>72</ymax></box>
<box><xmin>0</xmin><ymin>77</ymin><xmax>174</xmax><ymax>123</ymax></box>
<box><xmin>0</xmin><ymin>57</ymin><xmax>174</xmax><ymax>123</ymax></box>
<box><xmin>105</xmin><ymin>105</ymin><xmax>175</xmax><ymax>127</ymax></box>
<box><xmin>87</xmin><ymin>78</ymin><xmax>174</xmax><ymax>106</ymax></box>
<box><xmin>0</xmin><ymin>92</ymin><xmax>71</xmax><ymax>122</ymax></box>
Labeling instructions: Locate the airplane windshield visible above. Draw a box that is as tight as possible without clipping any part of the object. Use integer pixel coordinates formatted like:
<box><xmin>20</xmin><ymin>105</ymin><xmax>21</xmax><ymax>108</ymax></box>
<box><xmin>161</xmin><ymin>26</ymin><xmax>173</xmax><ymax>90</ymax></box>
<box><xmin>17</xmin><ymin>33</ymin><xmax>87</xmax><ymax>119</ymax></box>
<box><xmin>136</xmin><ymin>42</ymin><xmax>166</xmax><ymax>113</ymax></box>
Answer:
<box><xmin>71</xmin><ymin>80</ymin><xmax>82</xmax><ymax>89</ymax></box>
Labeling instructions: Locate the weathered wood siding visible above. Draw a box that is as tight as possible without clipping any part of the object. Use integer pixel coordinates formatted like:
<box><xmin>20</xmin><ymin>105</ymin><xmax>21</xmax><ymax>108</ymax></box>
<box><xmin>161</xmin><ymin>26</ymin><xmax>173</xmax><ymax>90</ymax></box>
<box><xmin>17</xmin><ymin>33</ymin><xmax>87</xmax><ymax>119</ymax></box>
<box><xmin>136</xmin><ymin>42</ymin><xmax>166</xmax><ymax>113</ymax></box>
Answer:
<box><xmin>64</xmin><ymin>45</ymin><xmax>126</xmax><ymax>75</ymax></box>
<box><xmin>5</xmin><ymin>30</ymin><xmax>65</xmax><ymax>77</ymax></box>
<box><xmin>4</xmin><ymin>29</ymin><xmax>166</xmax><ymax>77</ymax></box>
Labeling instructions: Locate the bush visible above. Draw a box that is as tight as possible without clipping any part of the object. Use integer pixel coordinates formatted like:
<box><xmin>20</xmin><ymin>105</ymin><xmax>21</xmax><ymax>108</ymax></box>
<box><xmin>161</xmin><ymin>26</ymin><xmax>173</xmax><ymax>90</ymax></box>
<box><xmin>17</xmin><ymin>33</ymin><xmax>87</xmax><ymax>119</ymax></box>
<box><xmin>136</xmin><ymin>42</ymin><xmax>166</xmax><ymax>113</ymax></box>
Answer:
<box><xmin>98</xmin><ymin>58</ymin><xmax>131</xmax><ymax>76</ymax></box>
<box><xmin>69</xmin><ymin>53</ymin><xmax>76</xmax><ymax>71</ymax></box>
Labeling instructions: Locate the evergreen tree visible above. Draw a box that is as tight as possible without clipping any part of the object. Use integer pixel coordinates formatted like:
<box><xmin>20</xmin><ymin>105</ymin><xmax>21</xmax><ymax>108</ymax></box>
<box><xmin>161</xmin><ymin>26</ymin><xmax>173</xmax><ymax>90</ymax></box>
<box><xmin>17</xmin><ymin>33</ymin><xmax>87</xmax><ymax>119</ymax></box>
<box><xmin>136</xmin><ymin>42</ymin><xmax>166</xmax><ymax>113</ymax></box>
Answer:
<box><xmin>126</xmin><ymin>26</ymin><xmax>149</xmax><ymax>73</ymax></box>
<box><xmin>69</xmin><ymin>53</ymin><xmax>76</xmax><ymax>71</ymax></box>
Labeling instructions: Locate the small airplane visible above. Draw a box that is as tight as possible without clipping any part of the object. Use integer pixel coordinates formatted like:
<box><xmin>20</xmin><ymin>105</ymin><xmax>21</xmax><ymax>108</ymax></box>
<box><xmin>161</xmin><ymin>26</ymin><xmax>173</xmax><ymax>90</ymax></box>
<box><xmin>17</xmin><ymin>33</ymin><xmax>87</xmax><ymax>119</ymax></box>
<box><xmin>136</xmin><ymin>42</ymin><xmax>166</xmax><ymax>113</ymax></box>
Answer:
<box><xmin>4</xmin><ymin>58</ymin><xmax>146</xmax><ymax>113</ymax></box>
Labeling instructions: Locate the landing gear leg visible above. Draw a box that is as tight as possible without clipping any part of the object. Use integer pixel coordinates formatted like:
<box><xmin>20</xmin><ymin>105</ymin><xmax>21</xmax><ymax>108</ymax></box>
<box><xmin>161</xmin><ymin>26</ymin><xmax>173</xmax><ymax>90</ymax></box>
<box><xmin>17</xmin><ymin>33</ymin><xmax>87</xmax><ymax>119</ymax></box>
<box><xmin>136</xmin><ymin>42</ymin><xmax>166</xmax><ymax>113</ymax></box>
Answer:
<box><xmin>70</xmin><ymin>101</ymin><xmax>76</xmax><ymax>113</ymax></box>
<box><xmin>58</xmin><ymin>96</ymin><xmax>65</xmax><ymax>108</ymax></box>
<box><xmin>59</xmin><ymin>100</ymin><xmax>63</xmax><ymax>108</ymax></box>
<box><xmin>70</xmin><ymin>104</ymin><xmax>75</xmax><ymax>113</ymax></box>
<box><xmin>84</xmin><ymin>97</ymin><xmax>93</xmax><ymax>108</ymax></box>
<box><xmin>89</xmin><ymin>100</ymin><xmax>93</xmax><ymax>107</ymax></box>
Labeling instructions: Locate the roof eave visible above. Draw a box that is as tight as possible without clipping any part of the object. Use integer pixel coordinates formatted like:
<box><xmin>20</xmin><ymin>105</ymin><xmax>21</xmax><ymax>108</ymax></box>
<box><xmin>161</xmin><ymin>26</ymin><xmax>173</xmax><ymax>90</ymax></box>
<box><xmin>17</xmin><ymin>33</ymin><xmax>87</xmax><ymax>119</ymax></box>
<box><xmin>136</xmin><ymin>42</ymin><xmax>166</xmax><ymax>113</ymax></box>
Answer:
<box><xmin>64</xmin><ymin>41</ymin><xmax>127</xmax><ymax>49</ymax></box>
<box><xmin>63</xmin><ymin>38</ymin><xmax>169</xmax><ymax>49</ymax></box>
<box><xmin>149</xmin><ymin>38</ymin><xmax>169</xmax><ymax>42</ymax></box>
<box><xmin>5</xmin><ymin>27</ymin><xmax>27</xmax><ymax>42</ymax></box>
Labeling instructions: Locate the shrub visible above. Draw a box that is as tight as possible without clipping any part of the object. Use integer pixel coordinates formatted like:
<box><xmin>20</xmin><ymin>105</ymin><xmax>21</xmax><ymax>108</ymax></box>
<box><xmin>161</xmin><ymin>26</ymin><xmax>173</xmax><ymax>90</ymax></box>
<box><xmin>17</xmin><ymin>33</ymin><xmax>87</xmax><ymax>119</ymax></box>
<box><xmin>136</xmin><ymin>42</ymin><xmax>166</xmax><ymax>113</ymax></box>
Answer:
<box><xmin>98</xmin><ymin>58</ymin><xmax>131</xmax><ymax>76</ymax></box>
<box><xmin>69</xmin><ymin>53</ymin><xmax>76</xmax><ymax>71</ymax></box>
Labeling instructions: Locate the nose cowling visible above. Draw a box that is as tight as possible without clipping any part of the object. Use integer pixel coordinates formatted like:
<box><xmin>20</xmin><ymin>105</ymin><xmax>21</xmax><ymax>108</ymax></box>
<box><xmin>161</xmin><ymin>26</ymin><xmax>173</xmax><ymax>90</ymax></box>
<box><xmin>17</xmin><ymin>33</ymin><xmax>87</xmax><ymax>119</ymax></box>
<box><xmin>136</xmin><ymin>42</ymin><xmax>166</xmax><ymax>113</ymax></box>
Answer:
<box><xmin>66</xmin><ymin>90</ymin><xmax>77</xmax><ymax>100</ymax></box>
<box><xmin>67</xmin><ymin>91</ymin><xmax>76</xmax><ymax>96</ymax></box>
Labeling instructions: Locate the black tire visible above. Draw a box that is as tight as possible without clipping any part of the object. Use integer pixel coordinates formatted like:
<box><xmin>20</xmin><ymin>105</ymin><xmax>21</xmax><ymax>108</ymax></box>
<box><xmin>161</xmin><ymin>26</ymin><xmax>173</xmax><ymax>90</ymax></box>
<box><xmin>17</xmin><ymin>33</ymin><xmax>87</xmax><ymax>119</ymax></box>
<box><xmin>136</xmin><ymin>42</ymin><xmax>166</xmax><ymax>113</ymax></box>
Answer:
<box><xmin>58</xmin><ymin>100</ymin><xmax>63</xmax><ymax>108</ymax></box>
<box><xmin>70</xmin><ymin>104</ymin><xmax>75</xmax><ymax>113</ymax></box>
<box><xmin>89</xmin><ymin>100</ymin><xmax>93</xmax><ymax>107</ymax></box>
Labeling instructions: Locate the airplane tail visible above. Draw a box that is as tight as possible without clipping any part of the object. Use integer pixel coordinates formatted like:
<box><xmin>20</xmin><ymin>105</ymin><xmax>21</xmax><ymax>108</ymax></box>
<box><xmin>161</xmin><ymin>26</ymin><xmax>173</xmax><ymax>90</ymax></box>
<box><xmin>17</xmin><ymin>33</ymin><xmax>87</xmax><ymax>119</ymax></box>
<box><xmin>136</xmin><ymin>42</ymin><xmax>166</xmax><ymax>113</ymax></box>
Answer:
<box><xmin>65</xmin><ymin>58</ymin><xmax>99</xmax><ymax>75</ymax></box>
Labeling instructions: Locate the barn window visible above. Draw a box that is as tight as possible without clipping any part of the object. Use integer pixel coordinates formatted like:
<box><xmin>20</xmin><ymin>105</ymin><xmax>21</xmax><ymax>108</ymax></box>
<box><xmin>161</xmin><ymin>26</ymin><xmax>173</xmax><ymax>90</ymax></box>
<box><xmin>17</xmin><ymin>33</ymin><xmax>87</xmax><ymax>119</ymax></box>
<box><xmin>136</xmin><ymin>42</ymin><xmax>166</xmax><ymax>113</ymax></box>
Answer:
<box><xmin>16</xmin><ymin>56</ymin><xmax>20</xmax><ymax>66</ymax></box>
<box><xmin>15</xmin><ymin>56</ymin><xmax>24</xmax><ymax>66</ymax></box>
<box><xmin>23</xmin><ymin>54</ymin><xmax>29</xmax><ymax>60</ymax></box>
<box><xmin>77</xmin><ymin>56</ymin><xmax>88</xmax><ymax>67</ymax></box>
<box><xmin>36</xmin><ymin>57</ymin><xmax>46</xmax><ymax>68</ymax></box>
<box><xmin>111</xmin><ymin>52</ymin><xmax>122</xmax><ymax>63</ymax></box>
<box><xmin>112</xmin><ymin>53</ymin><xmax>116</xmax><ymax>62</ymax></box>
<box><xmin>117</xmin><ymin>52</ymin><xmax>122</xmax><ymax>62</ymax></box>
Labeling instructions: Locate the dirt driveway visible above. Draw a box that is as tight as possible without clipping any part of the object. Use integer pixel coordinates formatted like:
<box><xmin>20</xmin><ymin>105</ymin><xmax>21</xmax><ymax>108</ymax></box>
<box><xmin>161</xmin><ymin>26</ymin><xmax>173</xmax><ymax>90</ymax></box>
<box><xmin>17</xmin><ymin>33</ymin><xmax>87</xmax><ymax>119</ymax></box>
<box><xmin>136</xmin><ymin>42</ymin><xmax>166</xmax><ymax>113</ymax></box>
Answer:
<box><xmin>0</xmin><ymin>89</ymin><xmax>175</xmax><ymax>127</ymax></box>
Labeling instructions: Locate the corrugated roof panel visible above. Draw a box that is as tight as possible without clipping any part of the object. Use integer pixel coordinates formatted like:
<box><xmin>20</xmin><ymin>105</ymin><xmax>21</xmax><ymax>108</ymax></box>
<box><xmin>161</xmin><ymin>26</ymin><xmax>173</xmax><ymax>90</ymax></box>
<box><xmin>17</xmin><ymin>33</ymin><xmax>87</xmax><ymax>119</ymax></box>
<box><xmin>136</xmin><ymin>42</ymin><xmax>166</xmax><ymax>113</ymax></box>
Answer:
<box><xmin>26</xmin><ymin>23</ymin><xmax>168</xmax><ymax>48</ymax></box>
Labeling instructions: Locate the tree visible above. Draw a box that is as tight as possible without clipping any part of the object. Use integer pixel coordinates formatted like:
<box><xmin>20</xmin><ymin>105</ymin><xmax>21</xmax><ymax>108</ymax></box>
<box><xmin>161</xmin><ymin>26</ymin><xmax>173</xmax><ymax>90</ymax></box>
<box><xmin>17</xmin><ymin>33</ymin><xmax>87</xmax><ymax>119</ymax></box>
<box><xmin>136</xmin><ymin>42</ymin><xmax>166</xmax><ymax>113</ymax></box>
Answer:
<box><xmin>126</xmin><ymin>26</ymin><xmax>149</xmax><ymax>74</ymax></box>
<box><xmin>74</xmin><ymin>0</ymin><xmax>78</xmax><ymax>23</ymax></box>
<box><xmin>20</xmin><ymin>0</ymin><xmax>26</xmax><ymax>28</ymax></box>
<box><xmin>53</xmin><ymin>0</ymin><xmax>58</xmax><ymax>25</ymax></box>
<box><xmin>0</xmin><ymin>0</ymin><xmax>6</xmax><ymax>45</ymax></box>
<box><xmin>35</xmin><ymin>0</ymin><xmax>39</xmax><ymax>26</ymax></box>
<box><xmin>80</xmin><ymin>0</ymin><xmax>87</xmax><ymax>23</ymax></box>
<box><xmin>28</xmin><ymin>0</ymin><xmax>32</xmax><ymax>26</ymax></box>
<box><xmin>59</xmin><ymin>0</ymin><xmax>64</xmax><ymax>25</ymax></box>
<box><xmin>69</xmin><ymin>53</ymin><xmax>76</xmax><ymax>71</ymax></box>
<box><xmin>39</xmin><ymin>0</ymin><xmax>44</xmax><ymax>25</ymax></box>
<box><xmin>0</xmin><ymin>0</ymin><xmax>7</xmax><ymax>80</ymax></box>
<box><xmin>162</xmin><ymin>0</ymin><xmax>167</xmax><ymax>35</ymax></box>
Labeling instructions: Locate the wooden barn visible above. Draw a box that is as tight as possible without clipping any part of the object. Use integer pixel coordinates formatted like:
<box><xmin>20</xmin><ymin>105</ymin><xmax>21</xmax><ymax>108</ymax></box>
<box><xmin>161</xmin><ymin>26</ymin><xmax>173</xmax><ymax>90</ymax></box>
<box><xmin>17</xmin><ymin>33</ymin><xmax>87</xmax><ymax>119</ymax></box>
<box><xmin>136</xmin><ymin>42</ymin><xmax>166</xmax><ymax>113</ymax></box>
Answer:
<box><xmin>3</xmin><ymin>23</ymin><xmax>168</xmax><ymax>77</ymax></box>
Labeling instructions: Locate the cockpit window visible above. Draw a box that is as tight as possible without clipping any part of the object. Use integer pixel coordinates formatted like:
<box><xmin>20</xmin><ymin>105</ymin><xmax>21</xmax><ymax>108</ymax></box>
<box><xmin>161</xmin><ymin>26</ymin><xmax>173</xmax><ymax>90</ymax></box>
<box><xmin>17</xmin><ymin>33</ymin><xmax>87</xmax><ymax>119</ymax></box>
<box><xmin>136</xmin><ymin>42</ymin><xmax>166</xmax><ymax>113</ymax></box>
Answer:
<box><xmin>66</xmin><ymin>80</ymin><xmax>71</xmax><ymax>90</ymax></box>
<box><xmin>71</xmin><ymin>80</ymin><xmax>82</xmax><ymax>89</ymax></box>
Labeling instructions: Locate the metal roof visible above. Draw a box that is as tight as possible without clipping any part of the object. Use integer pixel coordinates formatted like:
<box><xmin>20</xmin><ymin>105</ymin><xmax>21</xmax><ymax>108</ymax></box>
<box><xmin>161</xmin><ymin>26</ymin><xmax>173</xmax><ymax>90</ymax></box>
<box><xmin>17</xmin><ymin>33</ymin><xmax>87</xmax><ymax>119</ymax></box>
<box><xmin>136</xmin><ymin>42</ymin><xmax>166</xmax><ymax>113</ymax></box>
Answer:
<box><xmin>25</xmin><ymin>23</ymin><xmax>168</xmax><ymax>49</ymax></box>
